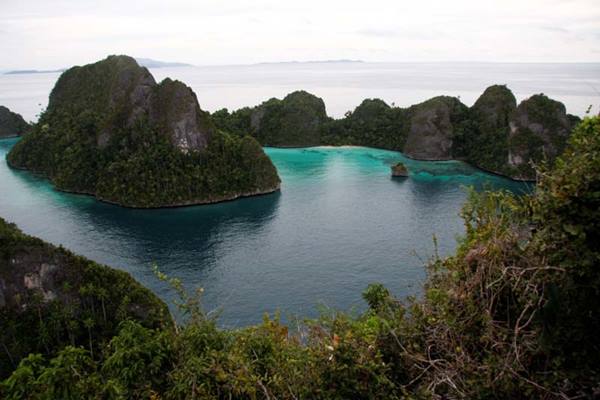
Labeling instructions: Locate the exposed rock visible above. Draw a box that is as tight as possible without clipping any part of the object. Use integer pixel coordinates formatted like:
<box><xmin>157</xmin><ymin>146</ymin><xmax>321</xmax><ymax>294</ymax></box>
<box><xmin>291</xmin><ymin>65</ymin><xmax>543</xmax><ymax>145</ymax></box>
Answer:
<box><xmin>49</xmin><ymin>55</ymin><xmax>213</xmax><ymax>151</ymax></box>
<box><xmin>403</xmin><ymin>96</ymin><xmax>469</xmax><ymax>160</ymax></box>
<box><xmin>391</xmin><ymin>162</ymin><xmax>409</xmax><ymax>177</ymax></box>
<box><xmin>0</xmin><ymin>106</ymin><xmax>31</xmax><ymax>138</ymax></box>
<box><xmin>508</xmin><ymin>94</ymin><xmax>575</xmax><ymax>180</ymax></box>
<box><xmin>0</xmin><ymin>217</ymin><xmax>171</xmax><ymax>375</ymax></box>
<box><xmin>149</xmin><ymin>78</ymin><xmax>213</xmax><ymax>153</ymax></box>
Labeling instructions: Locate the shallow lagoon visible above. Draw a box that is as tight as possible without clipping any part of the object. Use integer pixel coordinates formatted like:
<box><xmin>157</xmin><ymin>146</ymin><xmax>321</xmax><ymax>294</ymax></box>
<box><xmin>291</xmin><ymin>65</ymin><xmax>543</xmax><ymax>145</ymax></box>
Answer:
<box><xmin>0</xmin><ymin>139</ymin><xmax>529</xmax><ymax>326</ymax></box>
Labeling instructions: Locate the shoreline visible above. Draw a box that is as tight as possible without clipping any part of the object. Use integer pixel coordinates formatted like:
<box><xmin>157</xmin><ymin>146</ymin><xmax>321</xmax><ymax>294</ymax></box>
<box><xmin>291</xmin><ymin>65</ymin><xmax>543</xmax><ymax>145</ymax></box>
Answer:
<box><xmin>267</xmin><ymin>143</ymin><xmax>536</xmax><ymax>183</ymax></box>
<box><xmin>6</xmin><ymin>159</ymin><xmax>281</xmax><ymax>209</ymax></box>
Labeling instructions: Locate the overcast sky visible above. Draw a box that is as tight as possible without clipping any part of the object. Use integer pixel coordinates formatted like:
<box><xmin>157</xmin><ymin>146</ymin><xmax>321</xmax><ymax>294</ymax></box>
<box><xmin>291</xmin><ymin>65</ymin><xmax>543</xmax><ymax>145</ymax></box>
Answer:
<box><xmin>1</xmin><ymin>0</ymin><xmax>599</xmax><ymax>69</ymax></box>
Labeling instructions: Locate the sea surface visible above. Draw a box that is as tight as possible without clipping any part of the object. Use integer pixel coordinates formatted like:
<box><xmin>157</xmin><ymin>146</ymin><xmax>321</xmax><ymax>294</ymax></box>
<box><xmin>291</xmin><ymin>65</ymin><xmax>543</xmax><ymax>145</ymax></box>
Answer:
<box><xmin>0</xmin><ymin>138</ymin><xmax>529</xmax><ymax>326</ymax></box>
<box><xmin>1</xmin><ymin>62</ymin><xmax>599</xmax><ymax>122</ymax></box>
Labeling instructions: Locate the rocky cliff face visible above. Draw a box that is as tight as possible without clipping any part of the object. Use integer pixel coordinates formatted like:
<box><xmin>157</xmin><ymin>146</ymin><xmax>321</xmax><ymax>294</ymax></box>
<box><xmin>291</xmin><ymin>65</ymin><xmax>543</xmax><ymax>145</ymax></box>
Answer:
<box><xmin>0</xmin><ymin>106</ymin><xmax>31</xmax><ymax>138</ymax></box>
<box><xmin>403</xmin><ymin>96</ymin><xmax>469</xmax><ymax>161</ymax></box>
<box><xmin>149</xmin><ymin>78</ymin><xmax>213</xmax><ymax>153</ymax></box>
<box><xmin>0</xmin><ymin>217</ymin><xmax>170</xmax><ymax>376</ymax></box>
<box><xmin>507</xmin><ymin>94</ymin><xmax>575</xmax><ymax>179</ymax></box>
<box><xmin>49</xmin><ymin>55</ymin><xmax>213</xmax><ymax>151</ymax></box>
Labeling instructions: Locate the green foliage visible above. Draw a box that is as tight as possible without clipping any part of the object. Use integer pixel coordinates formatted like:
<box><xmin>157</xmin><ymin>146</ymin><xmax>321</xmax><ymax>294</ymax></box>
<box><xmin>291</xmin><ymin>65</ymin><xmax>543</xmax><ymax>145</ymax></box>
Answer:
<box><xmin>456</xmin><ymin>85</ymin><xmax>516</xmax><ymax>174</ymax></box>
<box><xmin>8</xmin><ymin>110</ymin><xmax>279</xmax><ymax>208</ymax></box>
<box><xmin>322</xmin><ymin>99</ymin><xmax>408</xmax><ymax>150</ymax></box>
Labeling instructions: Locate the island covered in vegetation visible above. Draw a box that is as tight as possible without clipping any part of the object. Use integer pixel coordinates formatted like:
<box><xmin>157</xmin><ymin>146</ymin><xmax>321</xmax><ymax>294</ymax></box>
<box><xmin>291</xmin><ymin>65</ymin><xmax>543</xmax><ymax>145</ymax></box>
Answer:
<box><xmin>212</xmin><ymin>86</ymin><xmax>579</xmax><ymax>181</ymax></box>
<box><xmin>1</xmin><ymin>116</ymin><xmax>598</xmax><ymax>399</ymax></box>
<box><xmin>6</xmin><ymin>55</ymin><xmax>280</xmax><ymax>208</ymax></box>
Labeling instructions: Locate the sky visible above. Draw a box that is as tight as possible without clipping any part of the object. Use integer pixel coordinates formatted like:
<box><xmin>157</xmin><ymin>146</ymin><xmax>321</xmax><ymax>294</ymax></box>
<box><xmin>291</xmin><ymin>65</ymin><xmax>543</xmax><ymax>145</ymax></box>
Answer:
<box><xmin>1</xmin><ymin>0</ymin><xmax>599</xmax><ymax>69</ymax></box>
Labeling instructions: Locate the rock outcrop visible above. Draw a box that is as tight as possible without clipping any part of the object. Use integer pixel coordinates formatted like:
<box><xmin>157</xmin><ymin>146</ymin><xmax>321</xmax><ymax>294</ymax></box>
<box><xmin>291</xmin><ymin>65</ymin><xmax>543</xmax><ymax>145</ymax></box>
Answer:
<box><xmin>0</xmin><ymin>217</ymin><xmax>170</xmax><ymax>376</ymax></box>
<box><xmin>48</xmin><ymin>55</ymin><xmax>213</xmax><ymax>151</ymax></box>
<box><xmin>507</xmin><ymin>94</ymin><xmax>575</xmax><ymax>180</ymax></box>
<box><xmin>403</xmin><ymin>96</ymin><xmax>469</xmax><ymax>161</ymax></box>
<box><xmin>7</xmin><ymin>55</ymin><xmax>280</xmax><ymax>208</ymax></box>
<box><xmin>391</xmin><ymin>162</ymin><xmax>409</xmax><ymax>177</ymax></box>
<box><xmin>0</xmin><ymin>106</ymin><xmax>31</xmax><ymax>138</ymax></box>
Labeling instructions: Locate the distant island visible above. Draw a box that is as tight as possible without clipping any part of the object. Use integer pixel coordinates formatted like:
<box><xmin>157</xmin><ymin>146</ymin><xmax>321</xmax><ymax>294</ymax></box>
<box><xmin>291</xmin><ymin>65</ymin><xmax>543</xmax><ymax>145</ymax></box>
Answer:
<box><xmin>212</xmin><ymin>86</ymin><xmax>579</xmax><ymax>181</ymax></box>
<box><xmin>4</xmin><ymin>57</ymin><xmax>193</xmax><ymax>75</ymax></box>
<box><xmin>134</xmin><ymin>57</ymin><xmax>194</xmax><ymax>68</ymax></box>
<box><xmin>7</xmin><ymin>55</ymin><xmax>280</xmax><ymax>208</ymax></box>
<box><xmin>255</xmin><ymin>59</ymin><xmax>364</xmax><ymax>65</ymax></box>
<box><xmin>4</xmin><ymin>68</ymin><xmax>66</xmax><ymax>75</ymax></box>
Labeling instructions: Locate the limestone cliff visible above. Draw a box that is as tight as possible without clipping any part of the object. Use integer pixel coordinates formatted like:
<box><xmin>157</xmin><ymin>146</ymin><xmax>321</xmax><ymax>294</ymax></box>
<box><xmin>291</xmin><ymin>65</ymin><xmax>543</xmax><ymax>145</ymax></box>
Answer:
<box><xmin>403</xmin><ymin>96</ymin><xmax>469</xmax><ymax>161</ymax></box>
<box><xmin>507</xmin><ymin>94</ymin><xmax>575</xmax><ymax>180</ymax></box>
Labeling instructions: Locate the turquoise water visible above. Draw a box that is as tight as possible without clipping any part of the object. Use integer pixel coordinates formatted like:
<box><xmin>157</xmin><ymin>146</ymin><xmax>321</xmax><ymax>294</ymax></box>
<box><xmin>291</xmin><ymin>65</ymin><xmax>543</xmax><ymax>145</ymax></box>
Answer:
<box><xmin>0</xmin><ymin>139</ymin><xmax>530</xmax><ymax>326</ymax></box>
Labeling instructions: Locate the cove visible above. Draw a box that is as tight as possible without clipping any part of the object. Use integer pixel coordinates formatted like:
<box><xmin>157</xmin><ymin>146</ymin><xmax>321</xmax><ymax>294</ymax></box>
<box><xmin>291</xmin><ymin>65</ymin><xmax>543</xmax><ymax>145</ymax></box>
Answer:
<box><xmin>0</xmin><ymin>138</ymin><xmax>530</xmax><ymax>326</ymax></box>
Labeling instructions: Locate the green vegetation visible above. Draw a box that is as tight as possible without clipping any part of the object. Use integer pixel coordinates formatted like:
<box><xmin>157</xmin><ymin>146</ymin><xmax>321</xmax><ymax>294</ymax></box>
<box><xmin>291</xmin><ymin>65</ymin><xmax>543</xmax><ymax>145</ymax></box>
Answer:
<box><xmin>214</xmin><ymin>91</ymin><xmax>328</xmax><ymax>147</ymax></box>
<box><xmin>7</xmin><ymin>56</ymin><xmax>280</xmax><ymax>208</ymax></box>
<box><xmin>0</xmin><ymin>218</ymin><xmax>171</xmax><ymax>378</ymax></box>
<box><xmin>454</xmin><ymin>85</ymin><xmax>515</xmax><ymax>174</ymax></box>
<box><xmin>2</xmin><ymin>117</ymin><xmax>598</xmax><ymax>399</ymax></box>
<box><xmin>0</xmin><ymin>106</ymin><xmax>31</xmax><ymax>138</ymax></box>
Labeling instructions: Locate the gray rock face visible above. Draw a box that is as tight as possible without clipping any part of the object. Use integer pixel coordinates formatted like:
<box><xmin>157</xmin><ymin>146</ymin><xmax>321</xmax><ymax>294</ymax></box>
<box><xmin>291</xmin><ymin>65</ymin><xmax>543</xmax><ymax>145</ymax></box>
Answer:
<box><xmin>0</xmin><ymin>106</ymin><xmax>31</xmax><ymax>138</ymax></box>
<box><xmin>507</xmin><ymin>94</ymin><xmax>574</xmax><ymax>178</ymax></box>
<box><xmin>403</xmin><ymin>97</ymin><xmax>466</xmax><ymax>161</ymax></box>
<box><xmin>471</xmin><ymin>85</ymin><xmax>517</xmax><ymax>132</ymax></box>
<box><xmin>149</xmin><ymin>78</ymin><xmax>213</xmax><ymax>153</ymax></box>
<box><xmin>50</xmin><ymin>55</ymin><xmax>214</xmax><ymax>152</ymax></box>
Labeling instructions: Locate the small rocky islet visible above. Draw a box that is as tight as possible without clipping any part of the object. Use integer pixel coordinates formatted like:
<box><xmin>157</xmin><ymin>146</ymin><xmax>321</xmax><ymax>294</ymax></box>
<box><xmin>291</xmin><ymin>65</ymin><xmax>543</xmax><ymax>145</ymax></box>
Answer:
<box><xmin>391</xmin><ymin>162</ymin><xmax>409</xmax><ymax>177</ymax></box>
<box><xmin>213</xmin><ymin>85</ymin><xmax>579</xmax><ymax>181</ymax></box>
<box><xmin>6</xmin><ymin>55</ymin><xmax>281</xmax><ymax>208</ymax></box>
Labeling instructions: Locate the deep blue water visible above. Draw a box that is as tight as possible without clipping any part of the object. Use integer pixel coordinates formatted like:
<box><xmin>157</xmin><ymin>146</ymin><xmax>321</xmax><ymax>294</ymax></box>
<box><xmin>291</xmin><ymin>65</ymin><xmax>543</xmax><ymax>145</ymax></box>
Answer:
<box><xmin>0</xmin><ymin>139</ymin><xmax>530</xmax><ymax>326</ymax></box>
